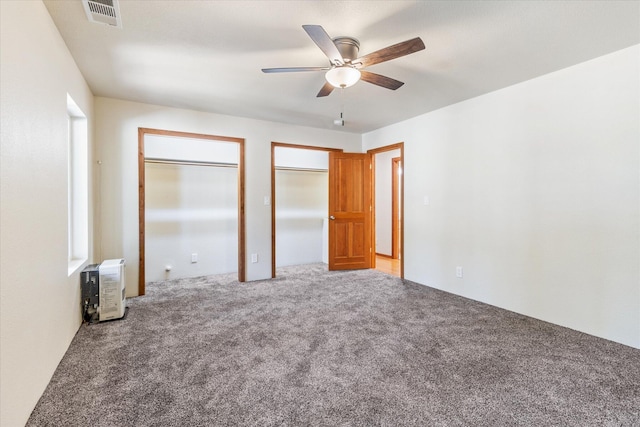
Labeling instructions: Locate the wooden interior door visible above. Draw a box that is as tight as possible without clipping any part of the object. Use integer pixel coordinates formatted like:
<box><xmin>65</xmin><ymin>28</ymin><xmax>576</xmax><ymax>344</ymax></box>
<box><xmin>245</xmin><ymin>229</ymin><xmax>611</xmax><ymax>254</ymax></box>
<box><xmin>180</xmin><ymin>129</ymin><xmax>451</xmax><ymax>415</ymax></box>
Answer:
<box><xmin>328</xmin><ymin>152</ymin><xmax>372</xmax><ymax>270</ymax></box>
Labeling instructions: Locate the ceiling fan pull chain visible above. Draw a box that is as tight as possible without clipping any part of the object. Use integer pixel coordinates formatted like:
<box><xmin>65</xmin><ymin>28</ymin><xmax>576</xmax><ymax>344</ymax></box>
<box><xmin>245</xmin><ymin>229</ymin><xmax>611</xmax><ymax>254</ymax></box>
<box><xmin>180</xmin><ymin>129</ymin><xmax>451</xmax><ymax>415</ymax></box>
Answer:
<box><xmin>340</xmin><ymin>88</ymin><xmax>345</xmax><ymax>126</ymax></box>
<box><xmin>333</xmin><ymin>88</ymin><xmax>345</xmax><ymax>127</ymax></box>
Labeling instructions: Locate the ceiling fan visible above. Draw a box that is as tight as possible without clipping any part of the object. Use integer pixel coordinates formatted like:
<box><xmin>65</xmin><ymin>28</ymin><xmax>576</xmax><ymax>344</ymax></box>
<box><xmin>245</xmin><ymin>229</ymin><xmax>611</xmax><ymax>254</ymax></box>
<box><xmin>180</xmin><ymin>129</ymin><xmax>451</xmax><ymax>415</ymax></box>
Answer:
<box><xmin>262</xmin><ymin>25</ymin><xmax>425</xmax><ymax>97</ymax></box>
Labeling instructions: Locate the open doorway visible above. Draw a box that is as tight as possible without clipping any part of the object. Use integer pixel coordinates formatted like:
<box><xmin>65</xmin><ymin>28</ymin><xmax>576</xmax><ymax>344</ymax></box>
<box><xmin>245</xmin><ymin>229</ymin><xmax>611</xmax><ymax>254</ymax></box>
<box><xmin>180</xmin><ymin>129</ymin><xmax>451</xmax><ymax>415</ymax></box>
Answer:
<box><xmin>138</xmin><ymin>128</ymin><xmax>245</xmax><ymax>295</ymax></box>
<box><xmin>271</xmin><ymin>143</ymin><xmax>342</xmax><ymax>278</ymax></box>
<box><xmin>368</xmin><ymin>143</ymin><xmax>404</xmax><ymax>278</ymax></box>
<box><xmin>391</xmin><ymin>157</ymin><xmax>402</xmax><ymax>260</ymax></box>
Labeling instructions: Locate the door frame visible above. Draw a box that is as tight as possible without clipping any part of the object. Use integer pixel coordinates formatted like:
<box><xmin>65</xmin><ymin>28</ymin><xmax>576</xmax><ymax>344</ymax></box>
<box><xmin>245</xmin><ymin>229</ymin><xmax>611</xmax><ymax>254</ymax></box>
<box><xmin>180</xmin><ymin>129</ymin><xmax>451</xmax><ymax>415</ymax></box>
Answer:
<box><xmin>367</xmin><ymin>142</ymin><xmax>404</xmax><ymax>279</ymax></box>
<box><xmin>391</xmin><ymin>156</ymin><xmax>401</xmax><ymax>260</ymax></box>
<box><xmin>270</xmin><ymin>142</ymin><xmax>342</xmax><ymax>278</ymax></box>
<box><xmin>138</xmin><ymin>127</ymin><xmax>246</xmax><ymax>295</ymax></box>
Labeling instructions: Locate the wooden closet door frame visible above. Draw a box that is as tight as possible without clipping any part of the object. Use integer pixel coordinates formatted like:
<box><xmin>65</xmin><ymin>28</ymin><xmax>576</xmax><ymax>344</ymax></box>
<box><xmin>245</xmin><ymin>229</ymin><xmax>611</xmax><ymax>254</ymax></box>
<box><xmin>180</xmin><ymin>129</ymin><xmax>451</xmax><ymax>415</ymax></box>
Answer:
<box><xmin>138</xmin><ymin>127</ymin><xmax>246</xmax><ymax>295</ymax></box>
<box><xmin>367</xmin><ymin>142</ymin><xmax>404</xmax><ymax>279</ymax></box>
<box><xmin>271</xmin><ymin>142</ymin><xmax>343</xmax><ymax>278</ymax></box>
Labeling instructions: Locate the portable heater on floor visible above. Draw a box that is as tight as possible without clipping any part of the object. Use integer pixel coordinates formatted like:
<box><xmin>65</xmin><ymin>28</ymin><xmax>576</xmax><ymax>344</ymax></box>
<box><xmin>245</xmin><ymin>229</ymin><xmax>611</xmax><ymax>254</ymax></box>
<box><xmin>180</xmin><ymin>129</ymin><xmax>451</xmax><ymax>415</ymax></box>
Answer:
<box><xmin>80</xmin><ymin>259</ymin><xmax>127</xmax><ymax>323</ymax></box>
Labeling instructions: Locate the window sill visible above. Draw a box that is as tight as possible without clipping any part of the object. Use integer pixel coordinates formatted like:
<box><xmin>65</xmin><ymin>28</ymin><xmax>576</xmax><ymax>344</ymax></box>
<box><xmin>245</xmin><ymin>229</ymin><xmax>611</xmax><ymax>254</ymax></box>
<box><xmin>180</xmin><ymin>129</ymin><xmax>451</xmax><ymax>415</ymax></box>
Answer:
<box><xmin>68</xmin><ymin>258</ymin><xmax>87</xmax><ymax>277</ymax></box>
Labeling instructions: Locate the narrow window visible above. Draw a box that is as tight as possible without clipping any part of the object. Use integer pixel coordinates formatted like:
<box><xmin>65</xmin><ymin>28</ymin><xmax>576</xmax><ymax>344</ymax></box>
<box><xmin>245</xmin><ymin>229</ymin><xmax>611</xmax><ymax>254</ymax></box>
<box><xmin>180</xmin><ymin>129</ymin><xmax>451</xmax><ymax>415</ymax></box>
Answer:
<box><xmin>67</xmin><ymin>94</ymin><xmax>88</xmax><ymax>275</ymax></box>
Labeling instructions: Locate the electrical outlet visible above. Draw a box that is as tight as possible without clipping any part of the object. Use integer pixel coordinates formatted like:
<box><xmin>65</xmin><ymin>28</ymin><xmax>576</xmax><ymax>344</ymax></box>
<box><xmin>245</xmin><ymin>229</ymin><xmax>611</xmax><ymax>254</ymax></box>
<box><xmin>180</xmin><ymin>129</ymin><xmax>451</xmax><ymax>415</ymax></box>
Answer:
<box><xmin>456</xmin><ymin>266</ymin><xmax>463</xmax><ymax>278</ymax></box>
<box><xmin>191</xmin><ymin>253</ymin><xmax>198</xmax><ymax>263</ymax></box>
<box><xmin>251</xmin><ymin>253</ymin><xmax>258</xmax><ymax>263</ymax></box>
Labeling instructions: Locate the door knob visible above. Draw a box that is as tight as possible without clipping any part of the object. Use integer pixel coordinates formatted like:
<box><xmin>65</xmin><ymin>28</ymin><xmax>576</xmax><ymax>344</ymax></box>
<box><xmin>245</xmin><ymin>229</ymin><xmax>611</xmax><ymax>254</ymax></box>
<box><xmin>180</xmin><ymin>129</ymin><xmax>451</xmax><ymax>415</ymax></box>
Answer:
<box><xmin>329</xmin><ymin>215</ymin><xmax>335</xmax><ymax>220</ymax></box>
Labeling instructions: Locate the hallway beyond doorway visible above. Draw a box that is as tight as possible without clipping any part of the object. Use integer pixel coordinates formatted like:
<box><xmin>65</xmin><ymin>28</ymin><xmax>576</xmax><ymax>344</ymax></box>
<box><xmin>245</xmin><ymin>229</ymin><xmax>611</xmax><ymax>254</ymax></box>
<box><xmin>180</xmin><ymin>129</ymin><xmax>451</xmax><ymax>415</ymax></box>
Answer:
<box><xmin>375</xmin><ymin>255</ymin><xmax>400</xmax><ymax>277</ymax></box>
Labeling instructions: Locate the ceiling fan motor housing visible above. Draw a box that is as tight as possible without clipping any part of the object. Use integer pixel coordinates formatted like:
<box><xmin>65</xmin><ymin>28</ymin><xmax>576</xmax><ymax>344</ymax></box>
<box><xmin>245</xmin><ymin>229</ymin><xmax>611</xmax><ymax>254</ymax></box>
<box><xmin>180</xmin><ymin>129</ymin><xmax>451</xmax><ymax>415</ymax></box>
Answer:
<box><xmin>332</xmin><ymin>37</ymin><xmax>360</xmax><ymax>63</ymax></box>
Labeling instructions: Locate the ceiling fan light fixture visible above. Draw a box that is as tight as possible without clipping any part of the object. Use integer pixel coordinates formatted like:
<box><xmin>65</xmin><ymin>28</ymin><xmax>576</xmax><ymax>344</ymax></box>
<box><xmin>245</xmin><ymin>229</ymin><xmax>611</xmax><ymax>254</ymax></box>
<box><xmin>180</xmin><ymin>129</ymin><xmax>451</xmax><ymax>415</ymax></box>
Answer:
<box><xmin>325</xmin><ymin>66</ymin><xmax>361</xmax><ymax>88</ymax></box>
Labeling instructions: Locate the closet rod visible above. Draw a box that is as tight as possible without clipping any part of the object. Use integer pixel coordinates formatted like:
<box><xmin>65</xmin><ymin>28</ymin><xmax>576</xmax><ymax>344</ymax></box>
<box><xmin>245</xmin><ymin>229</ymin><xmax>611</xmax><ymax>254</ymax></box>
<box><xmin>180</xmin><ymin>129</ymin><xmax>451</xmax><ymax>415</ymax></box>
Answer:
<box><xmin>274</xmin><ymin>166</ymin><xmax>328</xmax><ymax>173</ymax></box>
<box><xmin>144</xmin><ymin>157</ymin><xmax>238</xmax><ymax>168</ymax></box>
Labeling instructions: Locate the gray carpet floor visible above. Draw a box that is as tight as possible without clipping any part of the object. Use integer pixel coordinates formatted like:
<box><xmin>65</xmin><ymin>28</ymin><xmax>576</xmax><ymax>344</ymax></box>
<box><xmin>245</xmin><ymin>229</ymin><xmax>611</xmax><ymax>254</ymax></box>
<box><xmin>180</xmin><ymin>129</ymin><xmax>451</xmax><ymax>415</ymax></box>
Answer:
<box><xmin>27</xmin><ymin>264</ymin><xmax>639</xmax><ymax>426</ymax></box>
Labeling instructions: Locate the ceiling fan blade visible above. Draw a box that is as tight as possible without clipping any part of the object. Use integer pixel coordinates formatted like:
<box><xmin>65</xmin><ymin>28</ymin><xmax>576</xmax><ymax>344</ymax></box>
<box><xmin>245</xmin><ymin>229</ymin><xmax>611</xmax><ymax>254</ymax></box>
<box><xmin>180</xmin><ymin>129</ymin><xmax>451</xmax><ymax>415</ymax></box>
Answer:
<box><xmin>354</xmin><ymin>37</ymin><xmax>425</xmax><ymax>68</ymax></box>
<box><xmin>302</xmin><ymin>25</ymin><xmax>344</xmax><ymax>65</ymax></box>
<box><xmin>360</xmin><ymin>70</ymin><xmax>404</xmax><ymax>90</ymax></box>
<box><xmin>262</xmin><ymin>66</ymin><xmax>329</xmax><ymax>73</ymax></box>
<box><xmin>316</xmin><ymin>81</ymin><xmax>335</xmax><ymax>97</ymax></box>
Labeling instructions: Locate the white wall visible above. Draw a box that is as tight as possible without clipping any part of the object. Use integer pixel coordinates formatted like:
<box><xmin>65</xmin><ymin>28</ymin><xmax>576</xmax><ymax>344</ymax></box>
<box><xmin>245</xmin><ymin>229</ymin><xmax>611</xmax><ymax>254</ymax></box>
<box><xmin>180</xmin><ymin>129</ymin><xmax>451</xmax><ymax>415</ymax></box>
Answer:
<box><xmin>274</xmin><ymin>147</ymin><xmax>329</xmax><ymax>267</ymax></box>
<box><xmin>145</xmin><ymin>134</ymin><xmax>239</xmax><ymax>164</ymax></box>
<box><xmin>144</xmin><ymin>135</ymin><xmax>240</xmax><ymax>282</ymax></box>
<box><xmin>0</xmin><ymin>1</ymin><xmax>96</xmax><ymax>425</ymax></box>
<box><xmin>95</xmin><ymin>97</ymin><xmax>361</xmax><ymax>294</ymax></box>
<box><xmin>274</xmin><ymin>146</ymin><xmax>329</xmax><ymax>170</ymax></box>
<box><xmin>145</xmin><ymin>163</ymin><xmax>238</xmax><ymax>281</ymax></box>
<box><xmin>374</xmin><ymin>149</ymin><xmax>401</xmax><ymax>256</ymax></box>
<box><xmin>275</xmin><ymin>169</ymin><xmax>328</xmax><ymax>267</ymax></box>
<box><xmin>363</xmin><ymin>45</ymin><xmax>640</xmax><ymax>349</ymax></box>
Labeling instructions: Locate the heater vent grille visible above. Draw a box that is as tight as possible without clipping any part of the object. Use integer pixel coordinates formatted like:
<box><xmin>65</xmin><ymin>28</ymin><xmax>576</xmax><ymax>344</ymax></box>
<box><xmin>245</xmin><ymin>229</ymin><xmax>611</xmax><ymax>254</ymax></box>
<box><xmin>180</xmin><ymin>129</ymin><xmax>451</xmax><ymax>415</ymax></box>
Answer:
<box><xmin>82</xmin><ymin>0</ymin><xmax>122</xmax><ymax>28</ymax></box>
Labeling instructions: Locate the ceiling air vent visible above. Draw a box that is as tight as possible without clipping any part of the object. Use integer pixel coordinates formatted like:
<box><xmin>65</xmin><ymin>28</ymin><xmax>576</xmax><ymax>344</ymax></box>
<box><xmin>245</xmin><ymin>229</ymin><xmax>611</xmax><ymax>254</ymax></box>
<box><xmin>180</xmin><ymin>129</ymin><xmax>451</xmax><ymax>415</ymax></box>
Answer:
<box><xmin>82</xmin><ymin>0</ymin><xmax>122</xmax><ymax>28</ymax></box>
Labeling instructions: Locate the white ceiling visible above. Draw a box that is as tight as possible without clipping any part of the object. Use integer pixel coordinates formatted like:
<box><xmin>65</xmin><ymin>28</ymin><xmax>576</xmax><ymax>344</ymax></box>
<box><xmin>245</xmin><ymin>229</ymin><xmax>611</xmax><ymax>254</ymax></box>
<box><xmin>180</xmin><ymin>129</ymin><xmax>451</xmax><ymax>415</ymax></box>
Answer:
<box><xmin>43</xmin><ymin>1</ymin><xmax>639</xmax><ymax>133</ymax></box>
